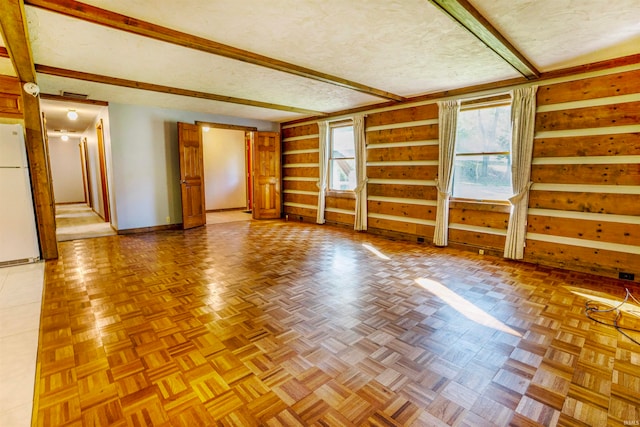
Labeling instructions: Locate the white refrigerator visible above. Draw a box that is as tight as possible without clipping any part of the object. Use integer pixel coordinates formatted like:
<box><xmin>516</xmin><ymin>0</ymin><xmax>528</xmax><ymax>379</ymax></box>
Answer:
<box><xmin>0</xmin><ymin>123</ymin><xmax>40</xmax><ymax>264</ymax></box>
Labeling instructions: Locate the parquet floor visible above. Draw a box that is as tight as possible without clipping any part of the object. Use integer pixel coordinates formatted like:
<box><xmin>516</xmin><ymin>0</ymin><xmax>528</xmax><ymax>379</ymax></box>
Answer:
<box><xmin>34</xmin><ymin>220</ymin><xmax>640</xmax><ymax>426</ymax></box>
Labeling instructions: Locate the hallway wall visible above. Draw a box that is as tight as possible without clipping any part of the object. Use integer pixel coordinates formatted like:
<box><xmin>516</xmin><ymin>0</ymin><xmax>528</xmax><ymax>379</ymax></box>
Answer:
<box><xmin>49</xmin><ymin>136</ymin><xmax>84</xmax><ymax>203</ymax></box>
<box><xmin>81</xmin><ymin>106</ymin><xmax>112</xmax><ymax>223</ymax></box>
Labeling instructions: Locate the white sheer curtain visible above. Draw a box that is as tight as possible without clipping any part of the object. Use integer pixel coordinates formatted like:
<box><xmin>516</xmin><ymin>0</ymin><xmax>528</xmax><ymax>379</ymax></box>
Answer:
<box><xmin>433</xmin><ymin>100</ymin><xmax>459</xmax><ymax>247</ymax></box>
<box><xmin>353</xmin><ymin>114</ymin><xmax>368</xmax><ymax>231</ymax></box>
<box><xmin>316</xmin><ymin>120</ymin><xmax>329</xmax><ymax>224</ymax></box>
<box><xmin>504</xmin><ymin>86</ymin><xmax>538</xmax><ymax>259</ymax></box>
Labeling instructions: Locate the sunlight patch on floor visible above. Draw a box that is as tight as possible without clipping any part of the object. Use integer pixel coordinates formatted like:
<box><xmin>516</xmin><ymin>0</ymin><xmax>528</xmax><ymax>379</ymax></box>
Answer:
<box><xmin>362</xmin><ymin>243</ymin><xmax>390</xmax><ymax>260</ymax></box>
<box><xmin>415</xmin><ymin>277</ymin><xmax>522</xmax><ymax>337</ymax></box>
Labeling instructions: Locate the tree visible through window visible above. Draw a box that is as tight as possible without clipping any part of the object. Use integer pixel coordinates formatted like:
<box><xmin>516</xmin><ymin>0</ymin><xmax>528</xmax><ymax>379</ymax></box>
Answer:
<box><xmin>452</xmin><ymin>104</ymin><xmax>512</xmax><ymax>201</ymax></box>
<box><xmin>329</xmin><ymin>124</ymin><xmax>356</xmax><ymax>191</ymax></box>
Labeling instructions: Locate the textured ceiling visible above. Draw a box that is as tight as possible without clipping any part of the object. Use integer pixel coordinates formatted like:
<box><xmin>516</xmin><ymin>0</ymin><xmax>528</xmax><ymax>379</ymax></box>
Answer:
<box><xmin>67</xmin><ymin>0</ymin><xmax>520</xmax><ymax>96</ymax></box>
<box><xmin>5</xmin><ymin>0</ymin><xmax>640</xmax><ymax>127</ymax></box>
<box><xmin>470</xmin><ymin>0</ymin><xmax>640</xmax><ymax>70</ymax></box>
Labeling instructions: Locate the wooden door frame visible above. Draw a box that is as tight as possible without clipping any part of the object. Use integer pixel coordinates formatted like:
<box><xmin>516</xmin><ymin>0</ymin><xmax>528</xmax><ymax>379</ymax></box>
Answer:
<box><xmin>245</xmin><ymin>131</ymin><xmax>252</xmax><ymax>211</ymax></box>
<box><xmin>41</xmin><ymin>112</ymin><xmax>56</xmax><ymax>217</ymax></box>
<box><xmin>81</xmin><ymin>138</ymin><xmax>93</xmax><ymax>207</ymax></box>
<box><xmin>96</xmin><ymin>119</ymin><xmax>110</xmax><ymax>222</ymax></box>
<box><xmin>196</xmin><ymin>121</ymin><xmax>257</xmax><ymax>212</ymax></box>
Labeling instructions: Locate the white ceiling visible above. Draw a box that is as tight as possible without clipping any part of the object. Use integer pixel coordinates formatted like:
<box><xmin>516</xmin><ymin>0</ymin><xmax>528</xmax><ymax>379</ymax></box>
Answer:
<box><xmin>39</xmin><ymin>98</ymin><xmax>105</xmax><ymax>137</ymax></box>
<box><xmin>5</xmin><ymin>0</ymin><xmax>640</xmax><ymax>130</ymax></box>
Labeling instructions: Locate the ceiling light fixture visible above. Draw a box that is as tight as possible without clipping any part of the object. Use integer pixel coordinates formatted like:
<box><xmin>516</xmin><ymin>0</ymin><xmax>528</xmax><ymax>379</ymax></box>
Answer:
<box><xmin>61</xmin><ymin>134</ymin><xmax>69</xmax><ymax>142</ymax></box>
<box><xmin>67</xmin><ymin>109</ymin><xmax>78</xmax><ymax>120</ymax></box>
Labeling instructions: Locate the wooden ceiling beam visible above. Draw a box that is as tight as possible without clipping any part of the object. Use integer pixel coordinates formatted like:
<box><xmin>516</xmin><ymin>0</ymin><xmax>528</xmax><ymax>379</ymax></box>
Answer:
<box><xmin>428</xmin><ymin>0</ymin><xmax>539</xmax><ymax>79</ymax></box>
<box><xmin>195</xmin><ymin>121</ymin><xmax>258</xmax><ymax>132</ymax></box>
<box><xmin>35</xmin><ymin>64</ymin><xmax>328</xmax><ymax>116</ymax></box>
<box><xmin>40</xmin><ymin>93</ymin><xmax>109</xmax><ymax>106</ymax></box>
<box><xmin>25</xmin><ymin>0</ymin><xmax>406</xmax><ymax>102</ymax></box>
<box><xmin>0</xmin><ymin>0</ymin><xmax>36</xmax><ymax>82</ymax></box>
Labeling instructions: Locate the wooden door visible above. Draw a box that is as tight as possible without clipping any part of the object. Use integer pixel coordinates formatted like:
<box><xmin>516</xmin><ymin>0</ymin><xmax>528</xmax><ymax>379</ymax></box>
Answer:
<box><xmin>41</xmin><ymin>112</ymin><xmax>56</xmax><ymax>216</ymax></box>
<box><xmin>178</xmin><ymin>122</ymin><xmax>206</xmax><ymax>229</ymax></box>
<box><xmin>96</xmin><ymin>120</ymin><xmax>110</xmax><ymax>222</ymax></box>
<box><xmin>251</xmin><ymin>132</ymin><xmax>281</xmax><ymax>219</ymax></box>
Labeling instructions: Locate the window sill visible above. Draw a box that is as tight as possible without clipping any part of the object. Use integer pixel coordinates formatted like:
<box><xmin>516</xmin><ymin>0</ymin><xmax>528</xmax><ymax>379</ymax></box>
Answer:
<box><xmin>326</xmin><ymin>190</ymin><xmax>355</xmax><ymax>199</ymax></box>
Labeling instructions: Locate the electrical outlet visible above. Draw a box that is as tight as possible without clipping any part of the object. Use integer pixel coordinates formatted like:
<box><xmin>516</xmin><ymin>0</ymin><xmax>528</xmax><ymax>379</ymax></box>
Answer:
<box><xmin>166</xmin><ymin>216</ymin><xmax>171</xmax><ymax>224</ymax></box>
<box><xmin>478</xmin><ymin>249</ymin><xmax>485</xmax><ymax>255</ymax></box>
<box><xmin>619</xmin><ymin>272</ymin><xmax>635</xmax><ymax>281</ymax></box>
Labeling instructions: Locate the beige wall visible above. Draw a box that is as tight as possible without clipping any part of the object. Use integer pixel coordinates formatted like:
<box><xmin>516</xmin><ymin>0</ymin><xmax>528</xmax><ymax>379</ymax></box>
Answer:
<box><xmin>203</xmin><ymin>128</ymin><xmax>247</xmax><ymax>211</ymax></box>
<box><xmin>49</xmin><ymin>136</ymin><xmax>85</xmax><ymax>204</ymax></box>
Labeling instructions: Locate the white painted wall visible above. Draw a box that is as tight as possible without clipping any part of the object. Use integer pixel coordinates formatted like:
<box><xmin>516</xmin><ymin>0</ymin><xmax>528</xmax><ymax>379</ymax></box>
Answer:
<box><xmin>203</xmin><ymin>129</ymin><xmax>247</xmax><ymax>210</ymax></box>
<box><xmin>81</xmin><ymin>106</ymin><xmax>112</xmax><ymax>224</ymax></box>
<box><xmin>107</xmin><ymin>103</ymin><xmax>276</xmax><ymax>231</ymax></box>
<box><xmin>49</xmin><ymin>136</ymin><xmax>85</xmax><ymax>203</ymax></box>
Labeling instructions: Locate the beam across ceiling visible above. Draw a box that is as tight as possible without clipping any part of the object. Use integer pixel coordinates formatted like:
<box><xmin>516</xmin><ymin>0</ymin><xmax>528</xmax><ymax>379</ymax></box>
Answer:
<box><xmin>25</xmin><ymin>0</ymin><xmax>406</xmax><ymax>102</ymax></box>
<box><xmin>40</xmin><ymin>93</ymin><xmax>109</xmax><ymax>106</ymax></box>
<box><xmin>428</xmin><ymin>0</ymin><xmax>539</xmax><ymax>79</ymax></box>
<box><xmin>35</xmin><ymin>64</ymin><xmax>327</xmax><ymax>116</ymax></box>
<box><xmin>0</xmin><ymin>0</ymin><xmax>36</xmax><ymax>82</ymax></box>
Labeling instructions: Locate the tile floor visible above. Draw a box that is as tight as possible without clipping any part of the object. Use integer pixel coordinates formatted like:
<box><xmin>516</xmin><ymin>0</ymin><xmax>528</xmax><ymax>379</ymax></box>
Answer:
<box><xmin>0</xmin><ymin>261</ymin><xmax>45</xmax><ymax>427</ymax></box>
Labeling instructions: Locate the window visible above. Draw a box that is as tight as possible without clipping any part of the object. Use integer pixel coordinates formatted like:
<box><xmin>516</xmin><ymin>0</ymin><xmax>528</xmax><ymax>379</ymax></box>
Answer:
<box><xmin>452</xmin><ymin>103</ymin><xmax>512</xmax><ymax>201</ymax></box>
<box><xmin>329</xmin><ymin>123</ymin><xmax>356</xmax><ymax>191</ymax></box>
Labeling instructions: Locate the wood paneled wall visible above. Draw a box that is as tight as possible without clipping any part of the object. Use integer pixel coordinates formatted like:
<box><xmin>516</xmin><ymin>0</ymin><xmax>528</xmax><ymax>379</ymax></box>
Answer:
<box><xmin>282</xmin><ymin>123</ymin><xmax>320</xmax><ymax>220</ymax></box>
<box><xmin>366</xmin><ymin>104</ymin><xmax>438</xmax><ymax>238</ymax></box>
<box><xmin>526</xmin><ymin>68</ymin><xmax>640</xmax><ymax>279</ymax></box>
<box><xmin>281</xmin><ymin>65</ymin><xmax>640</xmax><ymax>282</ymax></box>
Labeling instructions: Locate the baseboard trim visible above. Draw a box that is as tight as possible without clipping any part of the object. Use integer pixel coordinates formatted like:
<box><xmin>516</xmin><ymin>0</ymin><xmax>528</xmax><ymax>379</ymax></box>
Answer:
<box><xmin>0</xmin><ymin>257</ymin><xmax>40</xmax><ymax>268</ymax></box>
<box><xmin>54</xmin><ymin>201</ymin><xmax>86</xmax><ymax>205</ymax></box>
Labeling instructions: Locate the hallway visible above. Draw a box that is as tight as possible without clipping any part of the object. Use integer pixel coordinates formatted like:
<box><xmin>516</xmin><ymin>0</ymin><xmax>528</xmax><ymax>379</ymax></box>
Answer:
<box><xmin>55</xmin><ymin>204</ymin><xmax>116</xmax><ymax>242</ymax></box>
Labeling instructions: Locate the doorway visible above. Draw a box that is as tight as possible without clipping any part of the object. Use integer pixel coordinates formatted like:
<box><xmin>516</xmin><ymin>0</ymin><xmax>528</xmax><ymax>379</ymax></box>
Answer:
<box><xmin>199</xmin><ymin>122</ymin><xmax>256</xmax><ymax>224</ymax></box>
<box><xmin>39</xmin><ymin>98</ymin><xmax>115</xmax><ymax>241</ymax></box>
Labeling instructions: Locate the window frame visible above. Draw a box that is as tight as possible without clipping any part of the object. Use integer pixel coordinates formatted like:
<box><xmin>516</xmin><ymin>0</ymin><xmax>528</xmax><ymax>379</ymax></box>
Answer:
<box><xmin>328</xmin><ymin>120</ymin><xmax>356</xmax><ymax>193</ymax></box>
<box><xmin>451</xmin><ymin>96</ymin><xmax>513</xmax><ymax>204</ymax></box>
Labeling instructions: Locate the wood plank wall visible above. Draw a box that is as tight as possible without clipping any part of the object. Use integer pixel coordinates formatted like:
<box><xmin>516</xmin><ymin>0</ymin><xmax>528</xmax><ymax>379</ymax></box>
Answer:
<box><xmin>282</xmin><ymin>123</ymin><xmax>321</xmax><ymax>221</ymax></box>
<box><xmin>526</xmin><ymin>68</ymin><xmax>640</xmax><ymax>279</ymax></box>
<box><xmin>281</xmin><ymin>65</ymin><xmax>640</xmax><ymax>282</ymax></box>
